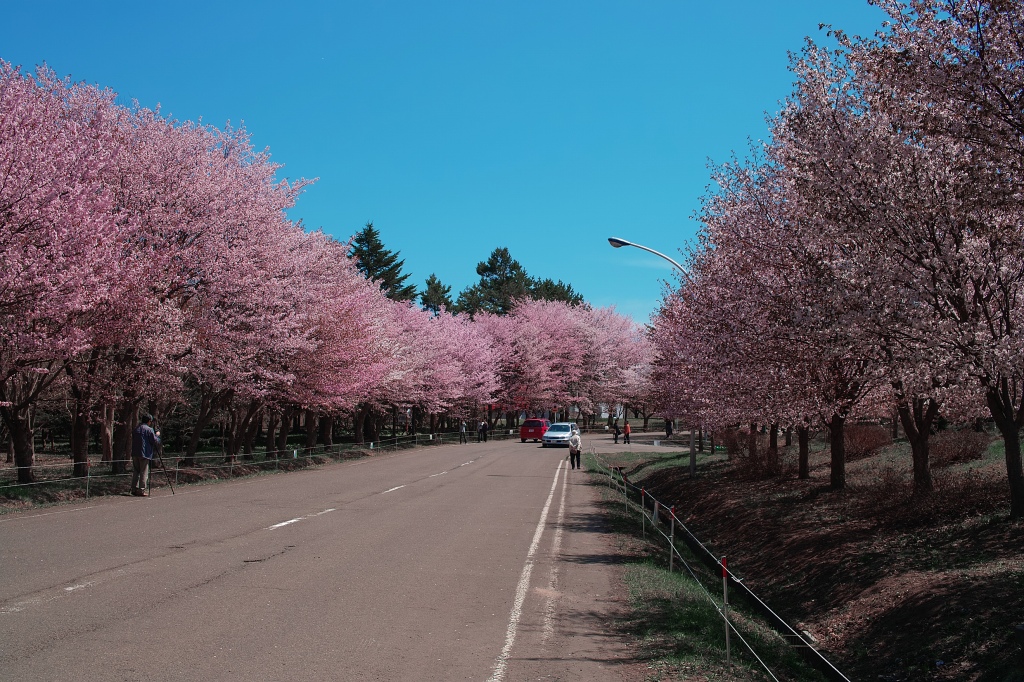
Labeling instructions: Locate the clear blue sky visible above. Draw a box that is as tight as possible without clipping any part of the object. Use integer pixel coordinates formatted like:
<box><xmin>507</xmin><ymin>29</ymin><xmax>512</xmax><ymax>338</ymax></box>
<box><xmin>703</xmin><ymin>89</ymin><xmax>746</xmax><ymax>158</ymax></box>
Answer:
<box><xmin>2</xmin><ymin>1</ymin><xmax>886</xmax><ymax>322</ymax></box>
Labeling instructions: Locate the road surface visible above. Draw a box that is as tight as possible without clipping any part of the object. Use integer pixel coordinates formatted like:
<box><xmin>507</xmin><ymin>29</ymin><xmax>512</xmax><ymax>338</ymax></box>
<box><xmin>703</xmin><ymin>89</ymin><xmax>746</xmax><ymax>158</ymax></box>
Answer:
<box><xmin>0</xmin><ymin>434</ymin><xmax>662</xmax><ymax>681</ymax></box>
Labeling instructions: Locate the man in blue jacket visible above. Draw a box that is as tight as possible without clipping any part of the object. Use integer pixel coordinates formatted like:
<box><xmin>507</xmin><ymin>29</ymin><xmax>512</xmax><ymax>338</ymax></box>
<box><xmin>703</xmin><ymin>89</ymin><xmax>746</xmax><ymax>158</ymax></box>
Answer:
<box><xmin>131</xmin><ymin>414</ymin><xmax>161</xmax><ymax>497</ymax></box>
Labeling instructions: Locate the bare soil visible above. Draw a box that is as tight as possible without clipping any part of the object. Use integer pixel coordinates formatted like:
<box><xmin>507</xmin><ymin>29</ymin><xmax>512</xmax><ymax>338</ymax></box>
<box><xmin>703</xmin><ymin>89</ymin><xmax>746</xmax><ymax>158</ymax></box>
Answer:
<box><xmin>626</xmin><ymin>439</ymin><xmax>1024</xmax><ymax>682</ymax></box>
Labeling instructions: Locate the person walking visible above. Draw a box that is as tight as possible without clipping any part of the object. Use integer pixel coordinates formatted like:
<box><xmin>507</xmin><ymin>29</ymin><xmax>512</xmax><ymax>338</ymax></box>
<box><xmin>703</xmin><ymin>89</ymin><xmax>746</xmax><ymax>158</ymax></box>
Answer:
<box><xmin>480</xmin><ymin>420</ymin><xmax>489</xmax><ymax>442</ymax></box>
<box><xmin>459</xmin><ymin>420</ymin><xmax>467</xmax><ymax>444</ymax></box>
<box><xmin>131</xmin><ymin>414</ymin><xmax>161</xmax><ymax>497</ymax></box>
<box><xmin>568</xmin><ymin>431</ymin><xmax>582</xmax><ymax>470</ymax></box>
<box><xmin>623</xmin><ymin>420</ymin><xmax>631</xmax><ymax>445</ymax></box>
<box><xmin>613</xmin><ymin>422</ymin><xmax>621</xmax><ymax>444</ymax></box>
<box><xmin>665</xmin><ymin>419</ymin><xmax>674</xmax><ymax>439</ymax></box>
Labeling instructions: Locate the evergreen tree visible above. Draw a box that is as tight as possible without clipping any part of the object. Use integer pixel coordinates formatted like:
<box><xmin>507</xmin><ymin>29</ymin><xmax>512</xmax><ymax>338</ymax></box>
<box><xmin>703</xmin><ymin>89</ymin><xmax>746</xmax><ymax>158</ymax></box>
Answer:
<box><xmin>454</xmin><ymin>247</ymin><xmax>585</xmax><ymax>317</ymax></box>
<box><xmin>420</xmin><ymin>273</ymin><xmax>453</xmax><ymax>315</ymax></box>
<box><xmin>348</xmin><ymin>222</ymin><xmax>417</xmax><ymax>301</ymax></box>
<box><xmin>455</xmin><ymin>247</ymin><xmax>532</xmax><ymax>316</ymax></box>
<box><xmin>531</xmin><ymin>277</ymin><xmax>584</xmax><ymax>306</ymax></box>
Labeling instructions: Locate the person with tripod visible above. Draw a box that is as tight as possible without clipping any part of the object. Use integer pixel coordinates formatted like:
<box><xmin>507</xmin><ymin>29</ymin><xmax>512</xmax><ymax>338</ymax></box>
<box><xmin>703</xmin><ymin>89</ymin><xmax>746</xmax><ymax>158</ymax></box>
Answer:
<box><xmin>131</xmin><ymin>414</ymin><xmax>162</xmax><ymax>497</ymax></box>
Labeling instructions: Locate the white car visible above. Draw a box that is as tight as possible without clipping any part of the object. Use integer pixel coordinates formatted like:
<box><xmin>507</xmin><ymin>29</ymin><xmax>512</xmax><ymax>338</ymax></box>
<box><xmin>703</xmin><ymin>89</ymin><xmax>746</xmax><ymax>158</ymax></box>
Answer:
<box><xmin>542</xmin><ymin>422</ymin><xmax>581</xmax><ymax>447</ymax></box>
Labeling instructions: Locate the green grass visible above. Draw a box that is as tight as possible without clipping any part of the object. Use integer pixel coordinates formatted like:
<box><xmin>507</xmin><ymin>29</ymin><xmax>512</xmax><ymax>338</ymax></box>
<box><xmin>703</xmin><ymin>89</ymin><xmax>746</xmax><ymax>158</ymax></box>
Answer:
<box><xmin>586</xmin><ymin>455</ymin><xmax>828</xmax><ymax>682</ymax></box>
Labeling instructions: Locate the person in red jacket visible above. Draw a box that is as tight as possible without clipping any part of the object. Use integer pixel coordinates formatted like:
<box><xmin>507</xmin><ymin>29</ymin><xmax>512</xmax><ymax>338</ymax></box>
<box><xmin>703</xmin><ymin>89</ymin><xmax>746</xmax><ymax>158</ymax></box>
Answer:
<box><xmin>623</xmin><ymin>421</ymin><xmax>631</xmax><ymax>445</ymax></box>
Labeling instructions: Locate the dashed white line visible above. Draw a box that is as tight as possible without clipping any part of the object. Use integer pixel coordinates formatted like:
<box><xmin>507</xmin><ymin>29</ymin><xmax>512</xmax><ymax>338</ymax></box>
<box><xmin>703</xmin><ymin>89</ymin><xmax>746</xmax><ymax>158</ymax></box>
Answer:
<box><xmin>429</xmin><ymin>471</ymin><xmax>448</xmax><ymax>478</ymax></box>
<box><xmin>382</xmin><ymin>485</ymin><xmax>406</xmax><ymax>494</ymax></box>
<box><xmin>487</xmin><ymin>460</ymin><xmax>564</xmax><ymax>682</ymax></box>
<box><xmin>64</xmin><ymin>582</ymin><xmax>93</xmax><ymax>593</ymax></box>
<box><xmin>266</xmin><ymin>508</ymin><xmax>336</xmax><ymax>530</ymax></box>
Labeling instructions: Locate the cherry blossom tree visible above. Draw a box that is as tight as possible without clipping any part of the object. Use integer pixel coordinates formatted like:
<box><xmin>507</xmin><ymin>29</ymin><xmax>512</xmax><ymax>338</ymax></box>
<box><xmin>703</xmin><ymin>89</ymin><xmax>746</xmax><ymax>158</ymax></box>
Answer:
<box><xmin>0</xmin><ymin>63</ymin><xmax>125</xmax><ymax>482</ymax></box>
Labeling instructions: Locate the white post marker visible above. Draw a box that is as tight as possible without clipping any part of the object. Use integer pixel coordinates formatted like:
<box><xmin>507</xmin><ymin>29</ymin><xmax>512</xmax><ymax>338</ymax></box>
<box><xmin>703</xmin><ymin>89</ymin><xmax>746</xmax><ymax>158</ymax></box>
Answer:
<box><xmin>669</xmin><ymin>506</ymin><xmax>675</xmax><ymax>572</ymax></box>
<box><xmin>723</xmin><ymin>555</ymin><xmax>731</xmax><ymax>666</ymax></box>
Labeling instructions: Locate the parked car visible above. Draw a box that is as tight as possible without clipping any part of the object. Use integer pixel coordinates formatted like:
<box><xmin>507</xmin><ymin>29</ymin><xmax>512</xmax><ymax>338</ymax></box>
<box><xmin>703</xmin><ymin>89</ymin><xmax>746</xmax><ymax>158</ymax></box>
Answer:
<box><xmin>520</xmin><ymin>418</ymin><xmax>550</xmax><ymax>442</ymax></box>
<box><xmin>542</xmin><ymin>422</ymin><xmax>580</xmax><ymax>447</ymax></box>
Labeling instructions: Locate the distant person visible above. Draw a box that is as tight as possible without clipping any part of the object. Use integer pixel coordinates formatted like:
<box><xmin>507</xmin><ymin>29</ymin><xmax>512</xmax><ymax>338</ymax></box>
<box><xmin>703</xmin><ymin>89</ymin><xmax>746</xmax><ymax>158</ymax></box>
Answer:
<box><xmin>665</xmin><ymin>420</ymin><xmax>673</xmax><ymax>438</ymax></box>
<box><xmin>131</xmin><ymin>414</ymin><xmax>161</xmax><ymax>497</ymax></box>
<box><xmin>613</xmin><ymin>422</ymin><xmax>621</xmax><ymax>444</ymax></box>
<box><xmin>569</xmin><ymin>431</ymin><xmax>582</xmax><ymax>470</ymax></box>
<box><xmin>478</xmin><ymin>420</ymin><xmax>488</xmax><ymax>443</ymax></box>
<box><xmin>459</xmin><ymin>420</ymin><xmax>467</xmax><ymax>444</ymax></box>
<box><xmin>623</xmin><ymin>421</ymin><xmax>631</xmax><ymax>445</ymax></box>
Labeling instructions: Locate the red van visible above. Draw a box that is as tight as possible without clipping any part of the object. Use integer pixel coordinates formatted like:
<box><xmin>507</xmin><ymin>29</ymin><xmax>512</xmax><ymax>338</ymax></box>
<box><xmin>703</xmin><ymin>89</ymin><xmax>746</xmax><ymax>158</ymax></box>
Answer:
<box><xmin>520</xmin><ymin>418</ymin><xmax>550</xmax><ymax>442</ymax></box>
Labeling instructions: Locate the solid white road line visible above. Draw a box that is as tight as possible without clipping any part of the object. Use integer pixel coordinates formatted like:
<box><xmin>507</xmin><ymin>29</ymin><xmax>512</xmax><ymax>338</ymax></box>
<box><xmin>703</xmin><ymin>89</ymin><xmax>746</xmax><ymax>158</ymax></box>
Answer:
<box><xmin>487</xmin><ymin>460</ymin><xmax>564</xmax><ymax>682</ymax></box>
<box><xmin>541</xmin><ymin>458</ymin><xmax>569</xmax><ymax>644</ymax></box>
<box><xmin>382</xmin><ymin>485</ymin><xmax>406</xmax><ymax>494</ymax></box>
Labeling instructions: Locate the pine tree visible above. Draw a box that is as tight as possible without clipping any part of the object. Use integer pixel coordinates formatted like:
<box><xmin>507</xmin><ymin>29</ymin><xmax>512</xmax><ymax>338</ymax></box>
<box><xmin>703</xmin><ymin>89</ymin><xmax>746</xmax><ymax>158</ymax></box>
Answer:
<box><xmin>455</xmin><ymin>247</ymin><xmax>532</xmax><ymax>316</ymax></box>
<box><xmin>348</xmin><ymin>222</ymin><xmax>417</xmax><ymax>301</ymax></box>
<box><xmin>420</xmin><ymin>273</ymin><xmax>453</xmax><ymax>315</ymax></box>
<box><xmin>454</xmin><ymin>247</ymin><xmax>584</xmax><ymax>316</ymax></box>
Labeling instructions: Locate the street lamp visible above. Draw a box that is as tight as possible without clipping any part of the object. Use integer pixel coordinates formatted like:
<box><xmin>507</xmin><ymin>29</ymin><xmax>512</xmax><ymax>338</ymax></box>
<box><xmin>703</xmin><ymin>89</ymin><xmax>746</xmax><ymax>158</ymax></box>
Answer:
<box><xmin>608</xmin><ymin>236</ymin><xmax>697</xmax><ymax>477</ymax></box>
<box><xmin>607</xmin><ymin>237</ymin><xmax>687</xmax><ymax>275</ymax></box>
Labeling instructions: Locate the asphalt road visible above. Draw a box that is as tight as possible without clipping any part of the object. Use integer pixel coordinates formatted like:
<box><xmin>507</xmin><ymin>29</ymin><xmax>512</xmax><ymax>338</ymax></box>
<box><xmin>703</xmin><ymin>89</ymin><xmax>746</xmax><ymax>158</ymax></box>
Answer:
<box><xmin>0</xmin><ymin>435</ymin><xmax>656</xmax><ymax>681</ymax></box>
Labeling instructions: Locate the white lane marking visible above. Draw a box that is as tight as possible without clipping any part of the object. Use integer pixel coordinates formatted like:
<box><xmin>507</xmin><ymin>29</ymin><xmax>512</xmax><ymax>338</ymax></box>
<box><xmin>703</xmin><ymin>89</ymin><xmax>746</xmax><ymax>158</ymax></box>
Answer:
<box><xmin>266</xmin><ymin>508</ymin><xmax>336</xmax><ymax>530</ymax></box>
<box><xmin>429</xmin><ymin>471</ymin><xmax>448</xmax><ymax>477</ymax></box>
<box><xmin>460</xmin><ymin>461</ymin><xmax>473</xmax><ymax>466</ymax></box>
<box><xmin>541</xmin><ymin>460</ymin><xmax>569</xmax><ymax>644</ymax></box>
<box><xmin>382</xmin><ymin>485</ymin><xmax>406</xmax><ymax>494</ymax></box>
<box><xmin>64</xmin><ymin>582</ymin><xmax>94</xmax><ymax>593</ymax></box>
<box><xmin>488</xmin><ymin>460</ymin><xmax>564</xmax><ymax>682</ymax></box>
<box><xmin>3</xmin><ymin>571</ymin><xmax>125</xmax><ymax>614</ymax></box>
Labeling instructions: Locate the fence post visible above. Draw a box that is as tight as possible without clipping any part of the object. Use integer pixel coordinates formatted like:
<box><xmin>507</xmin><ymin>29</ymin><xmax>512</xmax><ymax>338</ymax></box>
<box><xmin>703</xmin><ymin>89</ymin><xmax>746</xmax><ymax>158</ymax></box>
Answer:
<box><xmin>641</xmin><ymin>488</ymin><xmax>646</xmax><ymax>539</ymax></box>
<box><xmin>85</xmin><ymin>459</ymin><xmax>90</xmax><ymax>499</ymax></box>
<box><xmin>669</xmin><ymin>506</ymin><xmax>675</xmax><ymax>572</ymax></box>
<box><xmin>722</xmin><ymin>555</ymin><xmax>731</xmax><ymax>666</ymax></box>
<box><xmin>653</xmin><ymin>500</ymin><xmax>659</xmax><ymax>528</ymax></box>
<box><xmin>623</xmin><ymin>472</ymin><xmax>628</xmax><ymax>512</ymax></box>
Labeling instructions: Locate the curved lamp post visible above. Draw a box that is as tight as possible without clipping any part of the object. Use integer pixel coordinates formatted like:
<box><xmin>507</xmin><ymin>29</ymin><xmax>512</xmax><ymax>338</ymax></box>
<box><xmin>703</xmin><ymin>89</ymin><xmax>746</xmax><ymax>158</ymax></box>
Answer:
<box><xmin>608</xmin><ymin>236</ymin><xmax>698</xmax><ymax>477</ymax></box>
<box><xmin>607</xmin><ymin>237</ymin><xmax>687</xmax><ymax>275</ymax></box>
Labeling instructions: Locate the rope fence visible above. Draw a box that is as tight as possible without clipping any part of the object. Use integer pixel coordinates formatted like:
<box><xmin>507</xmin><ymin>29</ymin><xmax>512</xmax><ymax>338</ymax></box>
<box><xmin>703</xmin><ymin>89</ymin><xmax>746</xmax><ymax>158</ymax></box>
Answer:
<box><xmin>0</xmin><ymin>428</ymin><xmax>521</xmax><ymax>499</ymax></box>
<box><xmin>592</xmin><ymin>453</ymin><xmax>850</xmax><ymax>682</ymax></box>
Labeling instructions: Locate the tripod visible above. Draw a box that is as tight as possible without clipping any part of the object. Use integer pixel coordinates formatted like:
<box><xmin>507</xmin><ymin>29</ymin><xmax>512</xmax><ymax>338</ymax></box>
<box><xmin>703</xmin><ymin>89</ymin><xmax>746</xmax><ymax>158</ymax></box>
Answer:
<box><xmin>154</xmin><ymin>449</ymin><xmax>175</xmax><ymax>495</ymax></box>
<box><xmin>150</xmin><ymin>421</ymin><xmax>175</xmax><ymax>495</ymax></box>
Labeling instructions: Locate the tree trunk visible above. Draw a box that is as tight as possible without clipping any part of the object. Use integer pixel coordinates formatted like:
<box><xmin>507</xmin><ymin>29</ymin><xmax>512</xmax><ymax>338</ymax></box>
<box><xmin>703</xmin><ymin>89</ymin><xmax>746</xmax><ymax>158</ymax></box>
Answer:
<box><xmin>785</xmin><ymin>426</ymin><xmax>792</xmax><ymax>447</ymax></box>
<box><xmin>266</xmin><ymin>411</ymin><xmax>279</xmax><ymax>458</ymax></box>
<box><xmin>112</xmin><ymin>399</ymin><xmax>138</xmax><ymax>476</ymax></box>
<box><xmin>242</xmin><ymin>409</ymin><xmax>260</xmax><ymax>459</ymax></box>
<box><xmin>70</xmin><ymin>398</ymin><xmax>90</xmax><ymax>478</ymax></box>
<box><xmin>798</xmin><ymin>425</ymin><xmax>810</xmax><ymax>480</ymax></box>
<box><xmin>100</xmin><ymin>404</ymin><xmax>114</xmax><ymax>463</ymax></box>
<box><xmin>896</xmin><ymin>396</ymin><xmax>938</xmax><ymax>495</ymax></box>
<box><xmin>698</xmin><ymin>427</ymin><xmax>704</xmax><ymax>452</ymax></box>
<box><xmin>319</xmin><ymin>414</ymin><xmax>333</xmax><ymax>447</ymax></box>
<box><xmin>304</xmin><ymin>409</ymin><xmax>318</xmax><ymax>450</ymax></box>
<box><xmin>1</xmin><ymin>408</ymin><xmax>36</xmax><ymax>484</ymax></box>
<box><xmin>276</xmin><ymin>406</ymin><xmax>294</xmax><ymax>457</ymax></box>
<box><xmin>747</xmin><ymin>422</ymin><xmax>758</xmax><ymax>461</ymax></box>
<box><xmin>768</xmin><ymin>422</ymin><xmax>779</xmax><ymax>455</ymax></box>
<box><xmin>828</xmin><ymin>413</ymin><xmax>846</xmax><ymax>490</ymax></box>
<box><xmin>985</xmin><ymin>380</ymin><xmax>1024</xmax><ymax>519</ymax></box>
<box><xmin>353</xmin><ymin>404</ymin><xmax>368</xmax><ymax>444</ymax></box>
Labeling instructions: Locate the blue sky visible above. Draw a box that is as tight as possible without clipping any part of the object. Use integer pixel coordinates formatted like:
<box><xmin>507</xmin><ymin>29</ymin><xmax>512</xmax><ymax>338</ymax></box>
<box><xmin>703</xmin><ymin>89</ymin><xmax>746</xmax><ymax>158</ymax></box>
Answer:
<box><xmin>2</xmin><ymin>1</ymin><xmax>886</xmax><ymax>322</ymax></box>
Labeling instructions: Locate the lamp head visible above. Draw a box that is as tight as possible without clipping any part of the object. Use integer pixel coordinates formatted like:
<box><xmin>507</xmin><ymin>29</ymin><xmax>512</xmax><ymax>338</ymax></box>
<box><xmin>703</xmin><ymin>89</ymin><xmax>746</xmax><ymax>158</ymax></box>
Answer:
<box><xmin>608</xmin><ymin>237</ymin><xmax>630</xmax><ymax>248</ymax></box>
